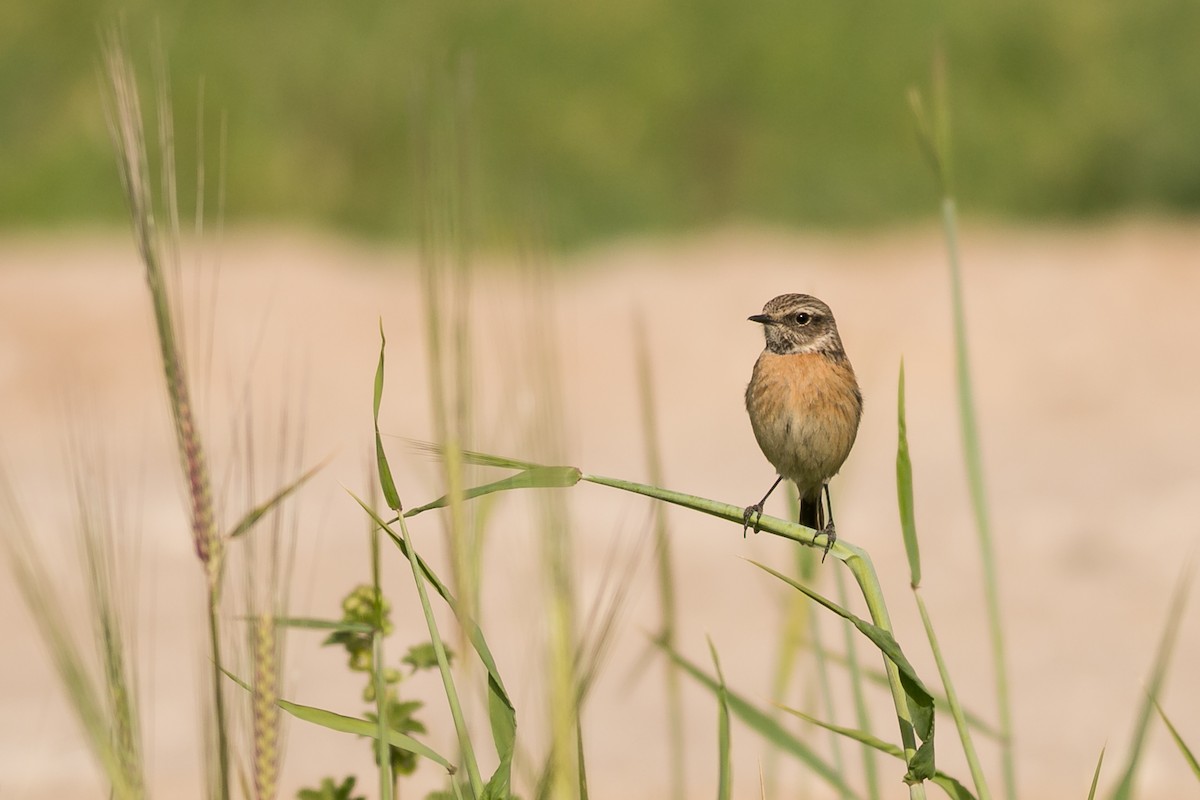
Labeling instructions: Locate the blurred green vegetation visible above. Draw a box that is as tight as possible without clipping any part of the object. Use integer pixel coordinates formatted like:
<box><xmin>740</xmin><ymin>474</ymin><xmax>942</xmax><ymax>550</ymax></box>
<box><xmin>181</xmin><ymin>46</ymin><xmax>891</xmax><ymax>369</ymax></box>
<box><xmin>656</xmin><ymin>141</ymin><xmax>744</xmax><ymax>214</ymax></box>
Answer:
<box><xmin>2</xmin><ymin>0</ymin><xmax>1199</xmax><ymax>244</ymax></box>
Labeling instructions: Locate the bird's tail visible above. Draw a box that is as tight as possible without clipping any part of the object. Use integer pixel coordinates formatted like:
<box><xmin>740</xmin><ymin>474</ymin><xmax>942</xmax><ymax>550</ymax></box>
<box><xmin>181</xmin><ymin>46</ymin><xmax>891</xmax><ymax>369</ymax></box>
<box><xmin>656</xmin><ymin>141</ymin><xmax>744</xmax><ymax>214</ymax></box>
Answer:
<box><xmin>799</xmin><ymin>493</ymin><xmax>825</xmax><ymax>531</ymax></box>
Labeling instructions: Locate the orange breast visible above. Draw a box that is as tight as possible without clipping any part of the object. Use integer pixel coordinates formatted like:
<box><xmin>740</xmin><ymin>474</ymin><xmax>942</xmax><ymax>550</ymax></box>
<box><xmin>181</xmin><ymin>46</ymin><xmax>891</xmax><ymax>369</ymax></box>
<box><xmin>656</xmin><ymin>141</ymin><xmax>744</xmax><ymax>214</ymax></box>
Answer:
<box><xmin>745</xmin><ymin>351</ymin><xmax>862</xmax><ymax>496</ymax></box>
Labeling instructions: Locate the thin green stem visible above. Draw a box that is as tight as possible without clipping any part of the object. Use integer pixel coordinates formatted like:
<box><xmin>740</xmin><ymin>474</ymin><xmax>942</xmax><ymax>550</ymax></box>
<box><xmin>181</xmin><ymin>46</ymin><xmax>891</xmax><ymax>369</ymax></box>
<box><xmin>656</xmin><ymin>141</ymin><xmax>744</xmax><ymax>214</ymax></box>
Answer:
<box><xmin>914</xmin><ymin>589</ymin><xmax>991</xmax><ymax>799</ymax></box>
<box><xmin>395</xmin><ymin>513</ymin><xmax>484</xmax><ymax>796</ymax></box>
<box><xmin>941</xmin><ymin>195</ymin><xmax>1014</xmax><ymax>800</ymax></box>
<box><xmin>371</xmin><ymin>527</ymin><xmax>393</xmax><ymax>800</ymax></box>
<box><xmin>836</xmin><ymin>567</ymin><xmax>879</xmax><ymax>800</ymax></box>
<box><xmin>634</xmin><ymin>322</ymin><xmax>685</xmax><ymax>800</ymax></box>
<box><xmin>808</xmin><ymin>610</ymin><xmax>849</xmax><ymax>799</ymax></box>
<box><xmin>842</xmin><ymin>555</ymin><xmax>927</xmax><ymax>800</ymax></box>
<box><xmin>207</xmin><ymin>594</ymin><xmax>230</xmax><ymax>800</ymax></box>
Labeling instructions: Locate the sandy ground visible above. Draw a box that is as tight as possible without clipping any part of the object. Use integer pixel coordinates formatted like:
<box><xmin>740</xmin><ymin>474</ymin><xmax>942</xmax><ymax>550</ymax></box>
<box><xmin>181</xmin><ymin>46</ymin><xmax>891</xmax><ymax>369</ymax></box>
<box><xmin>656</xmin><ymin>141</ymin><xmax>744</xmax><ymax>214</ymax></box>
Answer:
<box><xmin>1</xmin><ymin>222</ymin><xmax>1198</xmax><ymax>799</ymax></box>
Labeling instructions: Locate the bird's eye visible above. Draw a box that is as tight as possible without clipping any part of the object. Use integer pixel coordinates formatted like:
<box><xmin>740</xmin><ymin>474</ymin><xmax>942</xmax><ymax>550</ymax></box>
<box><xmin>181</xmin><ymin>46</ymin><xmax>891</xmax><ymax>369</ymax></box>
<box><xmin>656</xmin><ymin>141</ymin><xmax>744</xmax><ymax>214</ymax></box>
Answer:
<box><xmin>794</xmin><ymin>312</ymin><xmax>812</xmax><ymax>325</ymax></box>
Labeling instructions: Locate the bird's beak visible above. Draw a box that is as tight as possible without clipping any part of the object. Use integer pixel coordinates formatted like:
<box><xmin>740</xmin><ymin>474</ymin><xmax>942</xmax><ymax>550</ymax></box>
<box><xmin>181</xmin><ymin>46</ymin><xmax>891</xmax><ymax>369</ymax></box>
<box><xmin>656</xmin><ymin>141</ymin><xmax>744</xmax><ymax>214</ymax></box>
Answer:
<box><xmin>748</xmin><ymin>313</ymin><xmax>772</xmax><ymax>324</ymax></box>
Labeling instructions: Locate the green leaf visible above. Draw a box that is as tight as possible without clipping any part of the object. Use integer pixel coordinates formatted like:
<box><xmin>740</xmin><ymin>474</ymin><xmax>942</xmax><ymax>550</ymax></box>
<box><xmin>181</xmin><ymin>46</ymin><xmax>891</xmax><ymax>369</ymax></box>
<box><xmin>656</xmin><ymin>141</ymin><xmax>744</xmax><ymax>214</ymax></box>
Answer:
<box><xmin>374</xmin><ymin>322</ymin><xmax>402</xmax><ymax>512</ymax></box>
<box><xmin>1155</xmin><ymin>700</ymin><xmax>1200</xmax><ymax>781</ymax></box>
<box><xmin>654</xmin><ymin>638</ymin><xmax>860</xmax><ymax>799</ymax></box>
<box><xmin>749</xmin><ymin>559</ymin><xmax>935</xmax><ymax>780</ymax></box>
<box><xmin>930</xmin><ymin>773</ymin><xmax>977</xmax><ymax>800</ymax></box>
<box><xmin>222</xmin><ymin>669</ymin><xmax>454</xmax><ymax>771</ymax></box>
<box><xmin>778</xmin><ymin>705</ymin><xmax>903</xmax><ymax>759</ymax></box>
<box><xmin>709</xmin><ymin>639</ymin><xmax>732</xmax><ymax>800</ymax></box>
<box><xmin>406</xmin><ymin>438</ymin><xmax>547</xmax><ymax>472</ymax></box>
<box><xmin>805</xmin><ymin>638</ymin><xmax>1002</xmax><ymax>741</ymax></box>
<box><xmin>268</xmin><ymin>617</ymin><xmax>373</xmax><ymax>634</ymax></box>
<box><xmin>1087</xmin><ymin>746</ymin><xmax>1105</xmax><ymax>800</ymax></box>
<box><xmin>404</xmin><ymin>466</ymin><xmax>582</xmax><ymax>518</ymax></box>
<box><xmin>1112</xmin><ymin>567</ymin><xmax>1193</xmax><ymax>799</ymax></box>
<box><xmin>283</xmin><ymin>695</ymin><xmax>438</xmax><ymax>763</ymax></box>
<box><xmin>349</xmin><ymin>492</ymin><xmax>517</xmax><ymax>795</ymax></box>
<box><xmin>777</xmin><ymin>706</ymin><xmax>975</xmax><ymax>800</ymax></box>
<box><xmin>297</xmin><ymin>776</ymin><xmax>366</xmax><ymax>800</ymax></box>
<box><xmin>227</xmin><ymin>457</ymin><xmax>328</xmax><ymax>539</ymax></box>
<box><xmin>403</xmin><ymin>642</ymin><xmax>448</xmax><ymax>672</ymax></box>
<box><xmin>895</xmin><ymin>360</ymin><xmax>921</xmax><ymax>587</ymax></box>
<box><xmin>749</xmin><ymin>561</ymin><xmax>933</xmax><ymax>716</ymax></box>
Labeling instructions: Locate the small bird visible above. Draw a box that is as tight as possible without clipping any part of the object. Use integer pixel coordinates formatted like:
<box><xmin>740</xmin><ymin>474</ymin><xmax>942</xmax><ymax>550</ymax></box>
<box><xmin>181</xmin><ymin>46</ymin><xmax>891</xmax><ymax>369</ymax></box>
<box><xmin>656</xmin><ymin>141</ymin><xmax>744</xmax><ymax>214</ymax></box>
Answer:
<box><xmin>743</xmin><ymin>293</ymin><xmax>862</xmax><ymax>558</ymax></box>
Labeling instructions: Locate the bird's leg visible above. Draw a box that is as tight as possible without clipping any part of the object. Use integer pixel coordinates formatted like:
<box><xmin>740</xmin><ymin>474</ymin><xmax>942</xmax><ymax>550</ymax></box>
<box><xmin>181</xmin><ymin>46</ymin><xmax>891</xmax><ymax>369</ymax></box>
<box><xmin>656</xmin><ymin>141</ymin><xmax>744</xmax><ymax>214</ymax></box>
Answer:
<box><xmin>743</xmin><ymin>475</ymin><xmax>784</xmax><ymax>537</ymax></box>
<box><xmin>817</xmin><ymin>483</ymin><xmax>837</xmax><ymax>561</ymax></box>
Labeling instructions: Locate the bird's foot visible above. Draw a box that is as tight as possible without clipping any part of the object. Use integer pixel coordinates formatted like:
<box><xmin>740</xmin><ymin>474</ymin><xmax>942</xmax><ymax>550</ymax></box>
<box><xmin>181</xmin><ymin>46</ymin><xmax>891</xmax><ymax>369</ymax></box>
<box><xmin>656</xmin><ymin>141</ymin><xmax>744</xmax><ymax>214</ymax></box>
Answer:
<box><xmin>742</xmin><ymin>503</ymin><xmax>765</xmax><ymax>538</ymax></box>
<box><xmin>816</xmin><ymin>522</ymin><xmax>837</xmax><ymax>562</ymax></box>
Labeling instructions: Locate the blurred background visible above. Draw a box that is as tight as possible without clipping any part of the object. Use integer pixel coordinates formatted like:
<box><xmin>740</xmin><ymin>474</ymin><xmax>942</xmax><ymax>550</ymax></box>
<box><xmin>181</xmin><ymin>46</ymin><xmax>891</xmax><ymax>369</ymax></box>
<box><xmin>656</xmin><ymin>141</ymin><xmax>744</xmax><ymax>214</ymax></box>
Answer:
<box><xmin>4</xmin><ymin>0</ymin><xmax>1200</xmax><ymax>241</ymax></box>
<box><xmin>2</xmin><ymin>2</ymin><xmax>1200</xmax><ymax>800</ymax></box>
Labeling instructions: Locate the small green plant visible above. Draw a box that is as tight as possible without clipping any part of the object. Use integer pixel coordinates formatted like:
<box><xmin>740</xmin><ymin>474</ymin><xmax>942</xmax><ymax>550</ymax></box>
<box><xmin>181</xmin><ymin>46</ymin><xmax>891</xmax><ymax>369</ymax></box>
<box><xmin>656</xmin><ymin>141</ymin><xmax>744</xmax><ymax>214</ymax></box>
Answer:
<box><xmin>297</xmin><ymin>776</ymin><xmax>366</xmax><ymax>800</ymax></box>
<box><xmin>315</xmin><ymin>584</ymin><xmax>453</xmax><ymax>786</ymax></box>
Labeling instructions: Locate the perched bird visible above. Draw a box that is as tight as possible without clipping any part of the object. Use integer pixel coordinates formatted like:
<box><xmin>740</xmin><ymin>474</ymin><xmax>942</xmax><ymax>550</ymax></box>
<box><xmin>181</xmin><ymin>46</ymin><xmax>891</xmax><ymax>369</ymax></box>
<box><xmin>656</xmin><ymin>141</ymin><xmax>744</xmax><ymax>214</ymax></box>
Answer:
<box><xmin>743</xmin><ymin>293</ymin><xmax>862</xmax><ymax>557</ymax></box>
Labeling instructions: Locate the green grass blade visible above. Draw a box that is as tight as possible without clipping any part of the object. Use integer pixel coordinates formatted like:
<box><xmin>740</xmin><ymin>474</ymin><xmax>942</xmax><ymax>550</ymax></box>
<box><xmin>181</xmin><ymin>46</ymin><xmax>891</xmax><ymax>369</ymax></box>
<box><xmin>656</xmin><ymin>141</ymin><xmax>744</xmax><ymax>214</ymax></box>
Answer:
<box><xmin>405</xmin><ymin>443</ymin><xmax>841</xmax><ymax>555</ymax></box>
<box><xmin>655</xmin><ymin>639</ymin><xmax>861</xmax><ymax>799</ymax></box>
<box><xmin>403</xmin><ymin>467</ymin><xmax>582</xmax><ymax>518</ymax></box>
<box><xmin>370</xmin><ymin>520</ymin><xmax>393</xmax><ymax>800</ymax></box>
<box><xmin>227</xmin><ymin>458</ymin><xmax>328</xmax><ymax>539</ymax></box>
<box><xmin>284</xmin><ymin>698</ymin><xmax>452</xmax><ymax>771</ymax></box>
<box><xmin>1154</xmin><ymin>701</ymin><xmax>1200</xmax><ymax>781</ymax></box>
<box><xmin>897</xmin><ymin>364</ymin><xmax>990</xmax><ymax>798</ymax></box>
<box><xmin>353</xmin><ymin>493</ymin><xmax>517</xmax><ymax>796</ymax></box>
<box><xmin>576</xmin><ymin>714</ymin><xmax>590</xmax><ymax>800</ymax></box>
<box><xmin>1087</xmin><ymin>746</ymin><xmax>1105</xmax><ymax>800</ymax></box>
<box><xmin>269</xmin><ymin>617</ymin><xmax>374</xmax><ymax>634</ymax></box>
<box><xmin>1112</xmin><ymin>566</ymin><xmax>1192</xmax><ymax>799</ymax></box>
<box><xmin>804</xmin><ymin>640</ymin><xmax>1002</xmax><ymax>740</ymax></box>
<box><xmin>911</xmin><ymin>71</ymin><xmax>1013</xmax><ymax>800</ymax></box>
<box><xmin>406</xmin><ymin>439</ymin><xmax>546</xmax><ymax>472</ymax></box>
<box><xmin>349</xmin><ymin>491</ymin><xmax>518</xmax><ymax>774</ymax></box>
<box><xmin>374</xmin><ymin>323</ymin><xmax>401</xmax><ymax>512</ymax></box>
<box><xmin>635</xmin><ymin>320</ymin><xmax>686</xmax><ymax>800</ymax></box>
<box><xmin>708</xmin><ymin>639</ymin><xmax>732</xmax><ymax>800</ymax></box>
<box><xmin>748</xmin><ymin>562</ymin><xmax>934</xmax><ymax>716</ymax></box>
<box><xmin>393</xmin><ymin>510</ymin><xmax>484</xmax><ymax>796</ymax></box>
<box><xmin>749</xmin><ymin>560</ymin><xmax>935</xmax><ymax>785</ymax></box>
<box><xmin>778</xmin><ymin>705</ymin><xmax>906</xmax><ymax>759</ymax></box>
<box><xmin>775</xmin><ymin>707</ymin><xmax>975</xmax><ymax>800</ymax></box>
<box><xmin>222</xmin><ymin>669</ymin><xmax>454</xmax><ymax>771</ymax></box>
<box><xmin>895</xmin><ymin>361</ymin><xmax>921</xmax><ymax>587</ymax></box>
<box><xmin>835</xmin><ymin>567</ymin><xmax>879</xmax><ymax>800</ymax></box>
<box><xmin>913</xmin><ymin>592</ymin><xmax>991</xmax><ymax>800</ymax></box>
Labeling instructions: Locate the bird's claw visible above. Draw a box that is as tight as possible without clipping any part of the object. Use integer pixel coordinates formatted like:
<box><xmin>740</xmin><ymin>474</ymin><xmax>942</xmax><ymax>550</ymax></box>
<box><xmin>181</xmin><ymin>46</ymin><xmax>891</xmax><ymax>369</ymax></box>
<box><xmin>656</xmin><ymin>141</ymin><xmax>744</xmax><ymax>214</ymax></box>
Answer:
<box><xmin>742</xmin><ymin>503</ymin><xmax>764</xmax><ymax>538</ymax></box>
<box><xmin>817</xmin><ymin>523</ymin><xmax>837</xmax><ymax>562</ymax></box>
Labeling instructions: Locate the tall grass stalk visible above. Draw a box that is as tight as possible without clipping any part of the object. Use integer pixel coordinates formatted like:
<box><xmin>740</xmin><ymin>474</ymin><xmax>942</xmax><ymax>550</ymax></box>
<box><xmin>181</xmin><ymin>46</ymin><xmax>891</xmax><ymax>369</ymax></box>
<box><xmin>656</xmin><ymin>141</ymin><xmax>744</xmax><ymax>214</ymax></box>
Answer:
<box><xmin>1111</xmin><ymin>566</ymin><xmax>1192</xmax><ymax>799</ymax></box>
<box><xmin>524</xmin><ymin>267</ymin><xmax>582</xmax><ymax>800</ymax></box>
<box><xmin>764</xmin><ymin>493</ymin><xmax>826</xmax><ymax>792</ymax></box>
<box><xmin>807</xmin><ymin>605</ymin><xmax>850</xmax><ymax>798</ymax></box>
<box><xmin>414</xmin><ymin>60</ymin><xmax>484</xmax><ymax>628</ymax></box>
<box><xmin>709</xmin><ymin>640</ymin><xmax>733</xmax><ymax>800</ymax></box>
<box><xmin>633</xmin><ymin>318</ymin><xmax>685</xmax><ymax>800</ymax></box>
<box><xmin>101</xmin><ymin>37</ymin><xmax>231</xmax><ymax>800</ymax></box>
<box><xmin>396</xmin><ymin>509</ymin><xmax>484</xmax><ymax>796</ymax></box>
<box><xmin>834</xmin><ymin>567</ymin><xmax>880</xmax><ymax>800</ymax></box>
<box><xmin>896</xmin><ymin>361</ymin><xmax>991</xmax><ymax>799</ymax></box>
<box><xmin>370</xmin><ymin>513</ymin><xmax>395</xmax><ymax>800</ymax></box>
<box><xmin>910</xmin><ymin>69</ymin><xmax>1014</xmax><ymax>800</ymax></box>
<box><xmin>1</xmin><ymin>460</ymin><xmax>146</xmax><ymax>800</ymax></box>
<box><xmin>232</xmin><ymin>401</ymin><xmax>304</xmax><ymax>800</ymax></box>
